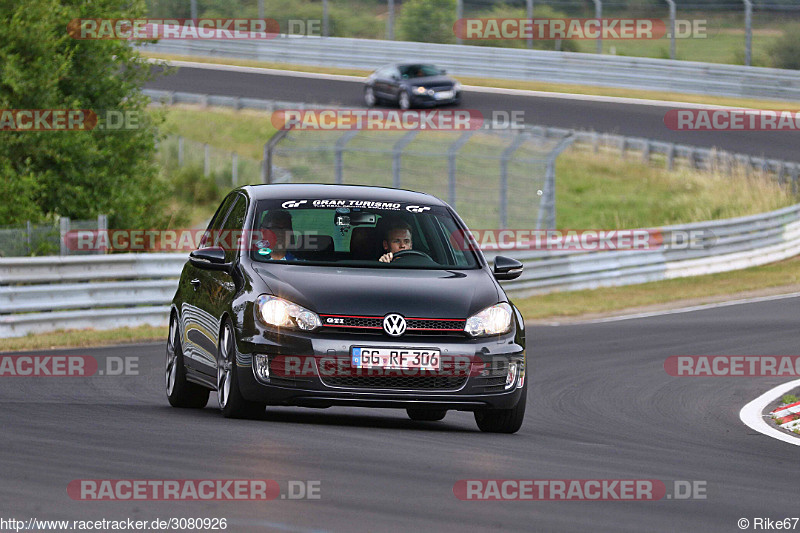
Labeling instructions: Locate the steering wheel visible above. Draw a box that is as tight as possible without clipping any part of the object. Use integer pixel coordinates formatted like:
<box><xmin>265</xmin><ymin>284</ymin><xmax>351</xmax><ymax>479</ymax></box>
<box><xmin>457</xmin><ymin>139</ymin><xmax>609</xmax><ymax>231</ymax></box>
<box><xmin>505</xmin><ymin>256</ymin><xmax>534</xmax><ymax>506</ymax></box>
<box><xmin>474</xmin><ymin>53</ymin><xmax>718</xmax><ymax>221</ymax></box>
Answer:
<box><xmin>391</xmin><ymin>249</ymin><xmax>435</xmax><ymax>264</ymax></box>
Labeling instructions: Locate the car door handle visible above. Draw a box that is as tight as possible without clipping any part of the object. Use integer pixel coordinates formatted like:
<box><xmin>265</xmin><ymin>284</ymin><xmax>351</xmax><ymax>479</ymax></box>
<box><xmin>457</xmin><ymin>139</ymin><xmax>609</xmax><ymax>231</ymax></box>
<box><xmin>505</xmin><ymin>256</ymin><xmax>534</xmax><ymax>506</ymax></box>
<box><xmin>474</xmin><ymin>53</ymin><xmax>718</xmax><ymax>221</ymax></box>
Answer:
<box><xmin>190</xmin><ymin>278</ymin><xmax>201</xmax><ymax>290</ymax></box>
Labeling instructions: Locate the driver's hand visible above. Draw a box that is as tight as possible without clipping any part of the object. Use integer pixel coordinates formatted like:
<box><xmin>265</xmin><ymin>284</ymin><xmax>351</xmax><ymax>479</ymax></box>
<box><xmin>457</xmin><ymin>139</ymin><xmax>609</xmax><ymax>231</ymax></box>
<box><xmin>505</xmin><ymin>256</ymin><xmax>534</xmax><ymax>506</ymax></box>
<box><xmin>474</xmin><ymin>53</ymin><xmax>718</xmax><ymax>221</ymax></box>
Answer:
<box><xmin>379</xmin><ymin>252</ymin><xmax>393</xmax><ymax>263</ymax></box>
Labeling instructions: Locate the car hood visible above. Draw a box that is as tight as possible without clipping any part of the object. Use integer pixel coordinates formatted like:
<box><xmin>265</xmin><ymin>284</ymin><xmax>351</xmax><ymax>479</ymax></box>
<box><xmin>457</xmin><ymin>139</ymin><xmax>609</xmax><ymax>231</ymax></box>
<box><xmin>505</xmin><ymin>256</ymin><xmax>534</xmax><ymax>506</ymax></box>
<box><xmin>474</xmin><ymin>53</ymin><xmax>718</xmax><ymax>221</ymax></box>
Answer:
<box><xmin>252</xmin><ymin>265</ymin><xmax>499</xmax><ymax>318</ymax></box>
<box><xmin>407</xmin><ymin>75</ymin><xmax>455</xmax><ymax>87</ymax></box>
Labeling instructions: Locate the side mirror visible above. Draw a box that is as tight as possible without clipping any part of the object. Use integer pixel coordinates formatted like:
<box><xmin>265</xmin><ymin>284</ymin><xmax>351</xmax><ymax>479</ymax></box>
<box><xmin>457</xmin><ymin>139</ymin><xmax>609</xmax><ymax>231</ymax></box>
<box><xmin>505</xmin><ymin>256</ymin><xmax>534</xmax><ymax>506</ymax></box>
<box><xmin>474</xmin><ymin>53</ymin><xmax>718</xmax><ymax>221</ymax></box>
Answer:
<box><xmin>189</xmin><ymin>247</ymin><xmax>229</xmax><ymax>271</ymax></box>
<box><xmin>440</xmin><ymin>68</ymin><xmax>447</xmax><ymax>75</ymax></box>
<box><xmin>493</xmin><ymin>256</ymin><xmax>523</xmax><ymax>281</ymax></box>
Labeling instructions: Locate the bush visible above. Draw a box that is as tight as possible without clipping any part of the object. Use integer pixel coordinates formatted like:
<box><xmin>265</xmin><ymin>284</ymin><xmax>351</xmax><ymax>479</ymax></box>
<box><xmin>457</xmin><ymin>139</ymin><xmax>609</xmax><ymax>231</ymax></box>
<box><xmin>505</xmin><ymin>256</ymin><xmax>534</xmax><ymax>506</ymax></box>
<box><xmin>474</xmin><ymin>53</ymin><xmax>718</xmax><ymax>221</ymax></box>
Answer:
<box><xmin>398</xmin><ymin>0</ymin><xmax>457</xmax><ymax>44</ymax></box>
<box><xmin>169</xmin><ymin>165</ymin><xmax>223</xmax><ymax>206</ymax></box>
<box><xmin>767</xmin><ymin>27</ymin><xmax>800</xmax><ymax>70</ymax></box>
<box><xmin>465</xmin><ymin>4</ymin><xmax>579</xmax><ymax>52</ymax></box>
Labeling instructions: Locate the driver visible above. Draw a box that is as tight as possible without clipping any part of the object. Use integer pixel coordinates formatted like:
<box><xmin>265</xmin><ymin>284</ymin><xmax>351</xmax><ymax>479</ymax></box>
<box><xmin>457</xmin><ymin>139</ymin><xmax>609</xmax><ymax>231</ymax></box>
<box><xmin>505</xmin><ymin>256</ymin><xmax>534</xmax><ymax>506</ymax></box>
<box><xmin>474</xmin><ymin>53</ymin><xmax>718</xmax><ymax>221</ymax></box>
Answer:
<box><xmin>258</xmin><ymin>209</ymin><xmax>298</xmax><ymax>261</ymax></box>
<box><xmin>379</xmin><ymin>219</ymin><xmax>413</xmax><ymax>263</ymax></box>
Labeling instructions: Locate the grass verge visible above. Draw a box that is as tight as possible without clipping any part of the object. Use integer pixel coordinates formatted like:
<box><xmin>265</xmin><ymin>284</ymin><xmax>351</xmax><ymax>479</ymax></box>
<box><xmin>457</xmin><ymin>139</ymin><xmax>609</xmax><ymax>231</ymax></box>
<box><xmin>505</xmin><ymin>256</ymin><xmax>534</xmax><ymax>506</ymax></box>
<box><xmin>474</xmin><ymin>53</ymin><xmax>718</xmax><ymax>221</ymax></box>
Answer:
<box><xmin>144</xmin><ymin>52</ymin><xmax>797</xmax><ymax>110</ymax></box>
<box><xmin>0</xmin><ymin>325</ymin><xmax>168</xmax><ymax>353</ymax></box>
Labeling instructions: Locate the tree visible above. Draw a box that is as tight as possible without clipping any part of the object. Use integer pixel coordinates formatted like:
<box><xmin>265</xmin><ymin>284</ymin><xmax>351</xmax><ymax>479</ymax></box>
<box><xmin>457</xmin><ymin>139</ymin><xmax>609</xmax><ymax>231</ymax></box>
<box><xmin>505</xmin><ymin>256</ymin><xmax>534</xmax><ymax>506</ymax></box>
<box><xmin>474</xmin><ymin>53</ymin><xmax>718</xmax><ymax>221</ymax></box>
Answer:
<box><xmin>398</xmin><ymin>0</ymin><xmax>457</xmax><ymax>44</ymax></box>
<box><xmin>0</xmin><ymin>0</ymin><xmax>169</xmax><ymax>228</ymax></box>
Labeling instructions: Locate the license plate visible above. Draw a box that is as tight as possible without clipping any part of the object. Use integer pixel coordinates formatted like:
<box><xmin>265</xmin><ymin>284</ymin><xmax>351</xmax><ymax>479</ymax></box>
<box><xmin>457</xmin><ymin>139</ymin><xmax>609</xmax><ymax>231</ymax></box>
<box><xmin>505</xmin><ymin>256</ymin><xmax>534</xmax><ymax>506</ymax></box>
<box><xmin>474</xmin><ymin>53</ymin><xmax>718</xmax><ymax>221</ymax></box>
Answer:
<box><xmin>434</xmin><ymin>90</ymin><xmax>455</xmax><ymax>100</ymax></box>
<box><xmin>352</xmin><ymin>347</ymin><xmax>441</xmax><ymax>370</ymax></box>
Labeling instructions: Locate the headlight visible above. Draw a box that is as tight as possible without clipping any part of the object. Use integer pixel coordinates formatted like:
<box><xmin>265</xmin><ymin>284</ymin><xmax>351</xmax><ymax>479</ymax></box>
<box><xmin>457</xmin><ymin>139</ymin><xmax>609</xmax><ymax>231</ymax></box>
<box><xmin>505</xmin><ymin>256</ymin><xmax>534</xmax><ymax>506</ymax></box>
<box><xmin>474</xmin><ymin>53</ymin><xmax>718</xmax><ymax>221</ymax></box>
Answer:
<box><xmin>454</xmin><ymin>81</ymin><xmax>462</xmax><ymax>91</ymax></box>
<box><xmin>464</xmin><ymin>303</ymin><xmax>513</xmax><ymax>337</ymax></box>
<box><xmin>255</xmin><ymin>295</ymin><xmax>321</xmax><ymax>331</ymax></box>
<box><xmin>413</xmin><ymin>86</ymin><xmax>427</xmax><ymax>94</ymax></box>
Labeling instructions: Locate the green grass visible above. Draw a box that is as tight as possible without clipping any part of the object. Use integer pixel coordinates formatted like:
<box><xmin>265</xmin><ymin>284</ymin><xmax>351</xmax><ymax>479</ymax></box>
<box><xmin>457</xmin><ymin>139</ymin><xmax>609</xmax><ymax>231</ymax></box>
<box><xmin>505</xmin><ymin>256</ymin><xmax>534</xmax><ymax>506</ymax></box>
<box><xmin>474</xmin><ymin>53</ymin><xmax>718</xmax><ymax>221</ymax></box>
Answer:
<box><xmin>556</xmin><ymin>147</ymin><xmax>795</xmax><ymax>229</ymax></box>
<box><xmin>159</xmin><ymin>107</ymin><xmax>277</xmax><ymax>160</ymax></box>
<box><xmin>782</xmin><ymin>394</ymin><xmax>799</xmax><ymax>405</ymax></box>
<box><xmin>154</xmin><ymin>105</ymin><xmax>797</xmax><ymax>230</ymax></box>
<box><xmin>0</xmin><ymin>325</ymin><xmax>168</xmax><ymax>352</ymax></box>
<box><xmin>574</xmin><ymin>28</ymin><xmax>779</xmax><ymax>66</ymax></box>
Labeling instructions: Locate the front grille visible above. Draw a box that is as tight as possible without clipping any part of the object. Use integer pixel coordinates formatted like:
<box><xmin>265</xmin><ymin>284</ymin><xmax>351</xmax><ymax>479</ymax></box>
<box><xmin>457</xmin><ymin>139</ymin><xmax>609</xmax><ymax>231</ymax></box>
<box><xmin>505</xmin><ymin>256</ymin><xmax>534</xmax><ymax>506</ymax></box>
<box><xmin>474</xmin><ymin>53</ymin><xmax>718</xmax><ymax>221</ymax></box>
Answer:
<box><xmin>320</xmin><ymin>374</ymin><xmax>467</xmax><ymax>390</ymax></box>
<box><xmin>319</xmin><ymin>314</ymin><xmax>466</xmax><ymax>337</ymax></box>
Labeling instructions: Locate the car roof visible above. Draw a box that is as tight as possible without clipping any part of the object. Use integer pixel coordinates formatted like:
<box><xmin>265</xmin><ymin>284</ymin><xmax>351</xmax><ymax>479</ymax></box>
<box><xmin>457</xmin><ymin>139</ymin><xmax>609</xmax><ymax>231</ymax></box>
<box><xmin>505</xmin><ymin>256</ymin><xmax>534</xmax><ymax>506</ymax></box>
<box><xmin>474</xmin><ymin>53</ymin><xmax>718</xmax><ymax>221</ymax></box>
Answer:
<box><xmin>242</xmin><ymin>183</ymin><xmax>448</xmax><ymax>206</ymax></box>
<box><xmin>380</xmin><ymin>61</ymin><xmax>440</xmax><ymax>68</ymax></box>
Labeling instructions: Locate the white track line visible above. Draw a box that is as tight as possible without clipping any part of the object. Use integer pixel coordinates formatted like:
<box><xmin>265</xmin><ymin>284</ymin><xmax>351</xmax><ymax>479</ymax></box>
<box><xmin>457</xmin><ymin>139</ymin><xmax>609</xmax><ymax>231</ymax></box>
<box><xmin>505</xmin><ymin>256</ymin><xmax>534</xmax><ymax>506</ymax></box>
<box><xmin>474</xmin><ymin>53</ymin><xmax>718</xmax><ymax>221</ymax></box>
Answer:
<box><xmin>146</xmin><ymin>58</ymin><xmax>753</xmax><ymax>110</ymax></box>
<box><xmin>740</xmin><ymin>378</ymin><xmax>800</xmax><ymax>447</ymax></box>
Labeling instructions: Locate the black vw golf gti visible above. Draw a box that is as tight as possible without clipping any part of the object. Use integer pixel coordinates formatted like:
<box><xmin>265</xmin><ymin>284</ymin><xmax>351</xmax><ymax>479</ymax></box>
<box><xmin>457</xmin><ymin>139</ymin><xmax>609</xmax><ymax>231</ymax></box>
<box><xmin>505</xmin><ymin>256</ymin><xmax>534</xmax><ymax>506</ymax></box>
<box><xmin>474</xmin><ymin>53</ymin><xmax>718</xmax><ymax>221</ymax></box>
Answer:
<box><xmin>166</xmin><ymin>184</ymin><xmax>527</xmax><ymax>433</ymax></box>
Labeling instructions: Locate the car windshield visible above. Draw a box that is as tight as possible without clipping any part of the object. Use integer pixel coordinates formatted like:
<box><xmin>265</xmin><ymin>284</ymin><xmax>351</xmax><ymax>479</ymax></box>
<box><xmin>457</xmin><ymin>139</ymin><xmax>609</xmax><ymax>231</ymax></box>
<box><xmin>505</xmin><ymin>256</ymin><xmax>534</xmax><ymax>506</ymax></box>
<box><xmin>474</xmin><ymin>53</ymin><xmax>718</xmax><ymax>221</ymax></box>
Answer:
<box><xmin>249</xmin><ymin>199</ymin><xmax>480</xmax><ymax>269</ymax></box>
<box><xmin>400</xmin><ymin>64</ymin><xmax>442</xmax><ymax>79</ymax></box>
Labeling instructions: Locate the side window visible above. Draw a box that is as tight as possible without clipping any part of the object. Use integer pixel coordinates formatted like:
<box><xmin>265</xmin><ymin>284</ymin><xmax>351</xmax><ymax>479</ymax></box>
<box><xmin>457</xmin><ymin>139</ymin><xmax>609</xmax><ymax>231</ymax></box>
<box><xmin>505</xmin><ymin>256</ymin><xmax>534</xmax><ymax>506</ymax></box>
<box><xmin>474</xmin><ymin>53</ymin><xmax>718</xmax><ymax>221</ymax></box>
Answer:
<box><xmin>200</xmin><ymin>194</ymin><xmax>236</xmax><ymax>248</ymax></box>
<box><xmin>219</xmin><ymin>194</ymin><xmax>247</xmax><ymax>263</ymax></box>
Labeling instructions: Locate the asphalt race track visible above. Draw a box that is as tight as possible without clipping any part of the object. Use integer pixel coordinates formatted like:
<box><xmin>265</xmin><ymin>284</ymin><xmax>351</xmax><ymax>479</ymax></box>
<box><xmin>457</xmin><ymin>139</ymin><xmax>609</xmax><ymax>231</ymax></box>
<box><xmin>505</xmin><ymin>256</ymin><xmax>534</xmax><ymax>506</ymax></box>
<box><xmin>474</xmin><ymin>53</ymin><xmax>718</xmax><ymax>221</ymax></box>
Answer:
<box><xmin>145</xmin><ymin>64</ymin><xmax>800</xmax><ymax>161</ymax></box>
<box><xmin>2</xmin><ymin>297</ymin><xmax>798</xmax><ymax>532</ymax></box>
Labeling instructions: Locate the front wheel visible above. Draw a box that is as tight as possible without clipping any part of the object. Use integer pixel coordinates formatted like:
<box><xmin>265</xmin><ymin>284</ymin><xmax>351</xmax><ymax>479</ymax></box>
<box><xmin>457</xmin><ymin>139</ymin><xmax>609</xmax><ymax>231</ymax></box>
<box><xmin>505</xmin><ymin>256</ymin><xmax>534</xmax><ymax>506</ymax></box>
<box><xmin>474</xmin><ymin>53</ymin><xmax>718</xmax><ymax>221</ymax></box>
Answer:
<box><xmin>364</xmin><ymin>86</ymin><xmax>377</xmax><ymax>107</ymax></box>
<box><xmin>398</xmin><ymin>91</ymin><xmax>411</xmax><ymax>110</ymax></box>
<box><xmin>165</xmin><ymin>314</ymin><xmax>209</xmax><ymax>409</ymax></box>
<box><xmin>217</xmin><ymin>319</ymin><xmax>266</xmax><ymax>419</ymax></box>
<box><xmin>474</xmin><ymin>381</ymin><xmax>526</xmax><ymax>433</ymax></box>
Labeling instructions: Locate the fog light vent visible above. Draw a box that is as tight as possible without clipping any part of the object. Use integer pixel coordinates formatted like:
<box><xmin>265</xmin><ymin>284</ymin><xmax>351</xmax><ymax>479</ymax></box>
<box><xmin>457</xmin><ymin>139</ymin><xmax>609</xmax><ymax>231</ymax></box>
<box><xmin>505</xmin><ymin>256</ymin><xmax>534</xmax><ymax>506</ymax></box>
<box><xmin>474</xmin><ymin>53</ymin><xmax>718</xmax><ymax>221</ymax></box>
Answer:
<box><xmin>254</xmin><ymin>354</ymin><xmax>270</xmax><ymax>383</ymax></box>
<box><xmin>505</xmin><ymin>362</ymin><xmax>518</xmax><ymax>390</ymax></box>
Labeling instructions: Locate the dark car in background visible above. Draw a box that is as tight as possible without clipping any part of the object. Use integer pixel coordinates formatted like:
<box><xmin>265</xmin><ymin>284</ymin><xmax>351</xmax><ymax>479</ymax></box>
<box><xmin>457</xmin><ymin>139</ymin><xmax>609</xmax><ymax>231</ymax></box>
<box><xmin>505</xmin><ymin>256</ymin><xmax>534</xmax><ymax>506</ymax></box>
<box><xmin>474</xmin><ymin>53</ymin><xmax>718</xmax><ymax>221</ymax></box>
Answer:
<box><xmin>364</xmin><ymin>63</ymin><xmax>462</xmax><ymax>109</ymax></box>
<box><xmin>166</xmin><ymin>184</ymin><xmax>526</xmax><ymax>433</ymax></box>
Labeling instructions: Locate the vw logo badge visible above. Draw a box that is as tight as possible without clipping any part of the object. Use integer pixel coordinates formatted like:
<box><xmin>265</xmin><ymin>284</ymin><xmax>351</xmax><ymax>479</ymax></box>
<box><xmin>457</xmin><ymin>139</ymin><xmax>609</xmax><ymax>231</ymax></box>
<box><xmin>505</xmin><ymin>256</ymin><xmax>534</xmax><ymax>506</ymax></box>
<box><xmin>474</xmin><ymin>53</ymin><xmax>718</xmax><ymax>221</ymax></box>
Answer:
<box><xmin>383</xmin><ymin>314</ymin><xmax>407</xmax><ymax>337</ymax></box>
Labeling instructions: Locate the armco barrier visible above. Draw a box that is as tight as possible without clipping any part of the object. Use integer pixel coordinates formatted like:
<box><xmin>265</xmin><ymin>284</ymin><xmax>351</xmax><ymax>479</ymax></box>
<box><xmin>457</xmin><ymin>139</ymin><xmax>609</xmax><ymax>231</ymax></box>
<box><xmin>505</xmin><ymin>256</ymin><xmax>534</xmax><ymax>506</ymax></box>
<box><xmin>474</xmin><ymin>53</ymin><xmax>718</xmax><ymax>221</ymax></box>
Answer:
<box><xmin>2</xmin><ymin>205</ymin><xmax>799</xmax><ymax>337</ymax></box>
<box><xmin>143</xmin><ymin>37</ymin><xmax>800</xmax><ymax>101</ymax></box>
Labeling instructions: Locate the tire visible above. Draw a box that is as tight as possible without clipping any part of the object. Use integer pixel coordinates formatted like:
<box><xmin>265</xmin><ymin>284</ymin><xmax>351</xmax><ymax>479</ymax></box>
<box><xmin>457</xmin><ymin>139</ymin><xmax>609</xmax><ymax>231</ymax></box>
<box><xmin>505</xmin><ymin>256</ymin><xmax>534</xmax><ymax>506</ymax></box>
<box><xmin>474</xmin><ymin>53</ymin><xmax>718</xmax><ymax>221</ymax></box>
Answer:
<box><xmin>474</xmin><ymin>381</ymin><xmax>527</xmax><ymax>434</ymax></box>
<box><xmin>217</xmin><ymin>319</ymin><xmax>266</xmax><ymax>419</ymax></box>
<box><xmin>398</xmin><ymin>91</ymin><xmax>411</xmax><ymax>110</ymax></box>
<box><xmin>406</xmin><ymin>408</ymin><xmax>447</xmax><ymax>421</ymax></box>
<box><xmin>364</xmin><ymin>86</ymin><xmax>377</xmax><ymax>107</ymax></box>
<box><xmin>165</xmin><ymin>314</ymin><xmax>210</xmax><ymax>409</ymax></box>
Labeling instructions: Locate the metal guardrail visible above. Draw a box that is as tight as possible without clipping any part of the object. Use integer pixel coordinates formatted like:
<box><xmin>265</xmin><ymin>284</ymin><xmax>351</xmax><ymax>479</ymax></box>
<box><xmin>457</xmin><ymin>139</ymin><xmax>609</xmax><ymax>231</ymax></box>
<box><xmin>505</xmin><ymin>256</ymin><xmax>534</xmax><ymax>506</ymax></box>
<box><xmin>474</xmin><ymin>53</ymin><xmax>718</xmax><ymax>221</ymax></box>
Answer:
<box><xmin>486</xmin><ymin>203</ymin><xmax>800</xmax><ymax>296</ymax></box>
<box><xmin>2</xmin><ymin>204</ymin><xmax>799</xmax><ymax>337</ymax></box>
<box><xmin>143</xmin><ymin>37</ymin><xmax>800</xmax><ymax>101</ymax></box>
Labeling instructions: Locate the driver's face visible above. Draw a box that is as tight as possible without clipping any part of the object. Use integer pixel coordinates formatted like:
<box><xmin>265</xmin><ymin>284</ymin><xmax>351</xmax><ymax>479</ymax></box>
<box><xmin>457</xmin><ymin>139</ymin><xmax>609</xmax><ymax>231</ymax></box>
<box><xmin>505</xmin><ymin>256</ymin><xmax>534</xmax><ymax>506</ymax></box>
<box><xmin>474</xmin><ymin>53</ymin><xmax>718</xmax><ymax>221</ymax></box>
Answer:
<box><xmin>384</xmin><ymin>229</ymin><xmax>412</xmax><ymax>254</ymax></box>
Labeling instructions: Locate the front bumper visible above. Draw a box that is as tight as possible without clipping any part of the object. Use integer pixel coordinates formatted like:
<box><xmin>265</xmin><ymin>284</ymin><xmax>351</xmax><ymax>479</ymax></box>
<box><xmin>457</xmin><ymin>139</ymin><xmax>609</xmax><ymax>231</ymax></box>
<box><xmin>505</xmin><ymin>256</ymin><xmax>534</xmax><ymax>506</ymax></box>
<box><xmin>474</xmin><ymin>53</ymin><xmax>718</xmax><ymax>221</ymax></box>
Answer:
<box><xmin>235</xmin><ymin>328</ymin><xmax>525</xmax><ymax>410</ymax></box>
<box><xmin>410</xmin><ymin>90</ymin><xmax>461</xmax><ymax>107</ymax></box>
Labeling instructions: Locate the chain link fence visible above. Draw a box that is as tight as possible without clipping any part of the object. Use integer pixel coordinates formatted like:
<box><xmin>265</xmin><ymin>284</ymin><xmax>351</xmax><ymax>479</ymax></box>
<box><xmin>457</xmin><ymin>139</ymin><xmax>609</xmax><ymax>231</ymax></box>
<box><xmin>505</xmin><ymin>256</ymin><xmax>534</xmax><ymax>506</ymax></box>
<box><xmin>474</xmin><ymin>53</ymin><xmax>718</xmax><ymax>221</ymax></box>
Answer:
<box><xmin>268</xmin><ymin>127</ymin><xmax>574</xmax><ymax>229</ymax></box>
<box><xmin>156</xmin><ymin>134</ymin><xmax>262</xmax><ymax>189</ymax></box>
<box><xmin>0</xmin><ymin>216</ymin><xmax>107</xmax><ymax>258</ymax></box>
